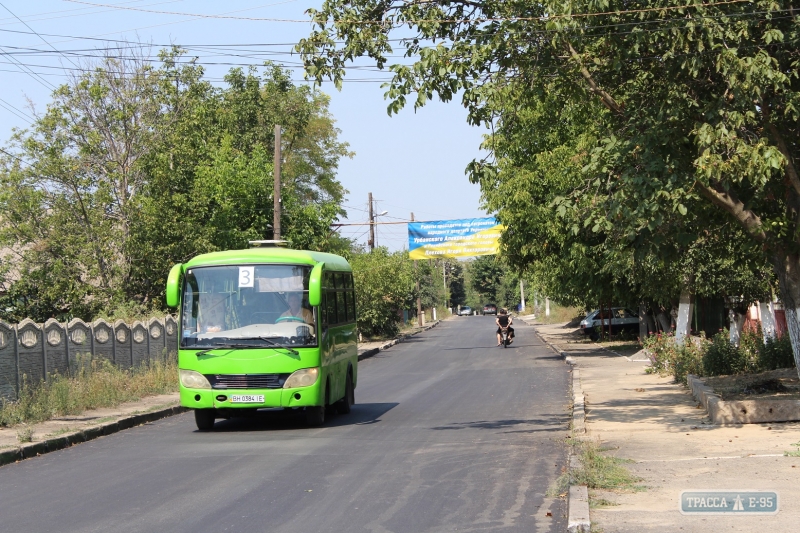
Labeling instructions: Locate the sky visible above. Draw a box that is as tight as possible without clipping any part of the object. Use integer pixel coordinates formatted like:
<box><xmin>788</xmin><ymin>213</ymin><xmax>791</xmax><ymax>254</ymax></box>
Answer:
<box><xmin>0</xmin><ymin>0</ymin><xmax>490</xmax><ymax>252</ymax></box>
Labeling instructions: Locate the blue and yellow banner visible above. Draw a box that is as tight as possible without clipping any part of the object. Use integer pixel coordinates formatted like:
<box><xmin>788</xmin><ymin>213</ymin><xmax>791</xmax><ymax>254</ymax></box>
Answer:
<box><xmin>408</xmin><ymin>218</ymin><xmax>504</xmax><ymax>259</ymax></box>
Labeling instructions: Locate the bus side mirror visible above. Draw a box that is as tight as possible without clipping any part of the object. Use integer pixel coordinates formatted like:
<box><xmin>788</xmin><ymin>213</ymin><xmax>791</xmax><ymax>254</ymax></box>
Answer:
<box><xmin>166</xmin><ymin>263</ymin><xmax>184</xmax><ymax>308</ymax></box>
<box><xmin>308</xmin><ymin>262</ymin><xmax>324</xmax><ymax>307</ymax></box>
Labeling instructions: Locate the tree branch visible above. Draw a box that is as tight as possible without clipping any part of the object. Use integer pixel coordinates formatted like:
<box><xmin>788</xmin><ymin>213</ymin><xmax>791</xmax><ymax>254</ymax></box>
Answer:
<box><xmin>765</xmin><ymin>120</ymin><xmax>800</xmax><ymax>198</ymax></box>
<box><xmin>698</xmin><ymin>182</ymin><xmax>768</xmax><ymax>243</ymax></box>
<box><xmin>567</xmin><ymin>43</ymin><xmax>624</xmax><ymax>115</ymax></box>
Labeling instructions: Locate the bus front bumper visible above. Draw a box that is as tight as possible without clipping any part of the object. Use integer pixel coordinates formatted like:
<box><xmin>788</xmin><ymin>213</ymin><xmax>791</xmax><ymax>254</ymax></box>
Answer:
<box><xmin>180</xmin><ymin>380</ymin><xmax>322</xmax><ymax>410</ymax></box>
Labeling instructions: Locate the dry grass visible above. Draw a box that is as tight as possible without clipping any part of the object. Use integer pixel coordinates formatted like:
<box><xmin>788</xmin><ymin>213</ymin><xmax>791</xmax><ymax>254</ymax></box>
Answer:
<box><xmin>548</xmin><ymin>440</ymin><xmax>644</xmax><ymax>500</ymax></box>
<box><xmin>534</xmin><ymin>304</ymin><xmax>584</xmax><ymax>325</ymax></box>
<box><xmin>0</xmin><ymin>354</ymin><xmax>178</xmax><ymax>428</ymax></box>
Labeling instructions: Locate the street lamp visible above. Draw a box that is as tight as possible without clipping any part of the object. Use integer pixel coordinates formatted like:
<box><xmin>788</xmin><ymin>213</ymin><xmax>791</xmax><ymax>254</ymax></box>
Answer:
<box><xmin>369</xmin><ymin>210</ymin><xmax>388</xmax><ymax>249</ymax></box>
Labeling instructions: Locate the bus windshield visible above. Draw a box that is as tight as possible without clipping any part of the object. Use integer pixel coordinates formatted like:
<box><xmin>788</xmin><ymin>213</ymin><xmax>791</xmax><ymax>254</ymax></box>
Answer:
<box><xmin>180</xmin><ymin>264</ymin><xmax>316</xmax><ymax>348</ymax></box>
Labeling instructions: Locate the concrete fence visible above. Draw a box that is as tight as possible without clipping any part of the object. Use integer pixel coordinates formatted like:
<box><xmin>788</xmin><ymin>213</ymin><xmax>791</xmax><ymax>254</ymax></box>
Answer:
<box><xmin>0</xmin><ymin>316</ymin><xmax>178</xmax><ymax>400</ymax></box>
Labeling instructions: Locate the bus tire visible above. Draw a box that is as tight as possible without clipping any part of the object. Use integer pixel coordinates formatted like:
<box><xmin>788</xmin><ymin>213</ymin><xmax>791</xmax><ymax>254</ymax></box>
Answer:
<box><xmin>194</xmin><ymin>409</ymin><xmax>216</xmax><ymax>431</ymax></box>
<box><xmin>337</xmin><ymin>372</ymin><xmax>354</xmax><ymax>414</ymax></box>
<box><xmin>305</xmin><ymin>406</ymin><xmax>325</xmax><ymax>426</ymax></box>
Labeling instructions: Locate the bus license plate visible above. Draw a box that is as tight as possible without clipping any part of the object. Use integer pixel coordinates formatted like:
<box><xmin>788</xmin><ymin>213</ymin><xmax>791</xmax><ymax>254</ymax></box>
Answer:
<box><xmin>230</xmin><ymin>395</ymin><xmax>264</xmax><ymax>403</ymax></box>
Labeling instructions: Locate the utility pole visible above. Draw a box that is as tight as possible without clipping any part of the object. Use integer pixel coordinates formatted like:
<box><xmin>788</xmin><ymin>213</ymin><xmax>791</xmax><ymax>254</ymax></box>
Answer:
<box><xmin>443</xmin><ymin>261</ymin><xmax>447</xmax><ymax>312</ymax></box>
<box><xmin>273</xmin><ymin>124</ymin><xmax>282</xmax><ymax>240</ymax></box>
<box><xmin>412</xmin><ymin>213</ymin><xmax>422</xmax><ymax>326</ymax></box>
<box><xmin>368</xmin><ymin>191</ymin><xmax>375</xmax><ymax>251</ymax></box>
<box><xmin>520</xmin><ymin>280</ymin><xmax>525</xmax><ymax>313</ymax></box>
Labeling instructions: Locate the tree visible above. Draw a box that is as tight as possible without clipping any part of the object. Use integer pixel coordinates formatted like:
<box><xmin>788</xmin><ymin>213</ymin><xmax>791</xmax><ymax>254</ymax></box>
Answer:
<box><xmin>0</xmin><ymin>51</ymin><xmax>352</xmax><ymax>321</ymax></box>
<box><xmin>300</xmin><ymin>1</ymin><xmax>799</xmax><ymax>373</ymax></box>
<box><xmin>350</xmin><ymin>247</ymin><xmax>416</xmax><ymax>337</ymax></box>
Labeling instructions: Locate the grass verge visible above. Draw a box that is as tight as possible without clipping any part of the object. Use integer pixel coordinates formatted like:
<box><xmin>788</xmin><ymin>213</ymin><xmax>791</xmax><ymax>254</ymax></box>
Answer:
<box><xmin>0</xmin><ymin>355</ymin><xmax>178</xmax><ymax>428</ymax></box>
<box><xmin>548</xmin><ymin>440</ymin><xmax>645</xmax><ymax>498</ymax></box>
<box><xmin>535</xmin><ymin>304</ymin><xmax>583</xmax><ymax>325</ymax></box>
<box><xmin>786</xmin><ymin>442</ymin><xmax>800</xmax><ymax>457</ymax></box>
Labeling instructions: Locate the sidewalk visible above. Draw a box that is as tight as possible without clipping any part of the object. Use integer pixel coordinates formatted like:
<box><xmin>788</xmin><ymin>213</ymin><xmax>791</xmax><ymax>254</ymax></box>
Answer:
<box><xmin>0</xmin><ymin>393</ymin><xmax>182</xmax><ymax>466</ymax></box>
<box><xmin>531</xmin><ymin>321</ymin><xmax>800</xmax><ymax>532</ymax></box>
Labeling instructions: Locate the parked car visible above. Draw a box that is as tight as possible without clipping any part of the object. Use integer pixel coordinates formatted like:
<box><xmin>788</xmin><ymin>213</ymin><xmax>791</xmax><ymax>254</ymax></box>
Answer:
<box><xmin>580</xmin><ymin>307</ymin><xmax>639</xmax><ymax>340</ymax></box>
<box><xmin>458</xmin><ymin>306</ymin><xmax>473</xmax><ymax>316</ymax></box>
<box><xmin>483</xmin><ymin>304</ymin><xmax>497</xmax><ymax>315</ymax></box>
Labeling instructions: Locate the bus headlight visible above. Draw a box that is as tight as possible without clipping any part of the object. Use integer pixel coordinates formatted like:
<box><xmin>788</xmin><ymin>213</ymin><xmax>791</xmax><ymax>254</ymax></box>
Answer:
<box><xmin>283</xmin><ymin>368</ymin><xmax>319</xmax><ymax>389</ymax></box>
<box><xmin>180</xmin><ymin>369</ymin><xmax>211</xmax><ymax>390</ymax></box>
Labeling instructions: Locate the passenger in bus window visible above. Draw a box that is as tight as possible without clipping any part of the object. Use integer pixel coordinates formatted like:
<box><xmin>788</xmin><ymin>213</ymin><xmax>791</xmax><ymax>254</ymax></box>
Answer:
<box><xmin>278</xmin><ymin>292</ymin><xmax>315</xmax><ymax>325</ymax></box>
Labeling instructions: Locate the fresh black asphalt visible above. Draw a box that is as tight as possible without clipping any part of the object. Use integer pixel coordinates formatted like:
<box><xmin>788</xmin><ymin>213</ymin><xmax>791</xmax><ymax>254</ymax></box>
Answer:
<box><xmin>0</xmin><ymin>317</ymin><xmax>571</xmax><ymax>533</ymax></box>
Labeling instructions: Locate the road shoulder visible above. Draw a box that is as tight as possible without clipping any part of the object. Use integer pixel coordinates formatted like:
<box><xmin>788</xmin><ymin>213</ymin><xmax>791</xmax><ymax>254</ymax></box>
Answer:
<box><xmin>529</xmin><ymin>320</ymin><xmax>800</xmax><ymax>533</ymax></box>
<box><xmin>0</xmin><ymin>393</ymin><xmax>184</xmax><ymax>468</ymax></box>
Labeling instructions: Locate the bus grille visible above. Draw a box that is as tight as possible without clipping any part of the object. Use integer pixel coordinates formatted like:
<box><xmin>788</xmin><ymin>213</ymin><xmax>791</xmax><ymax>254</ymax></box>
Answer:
<box><xmin>206</xmin><ymin>374</ymin><xmax>290</xmax><ymax>390</ymax></box>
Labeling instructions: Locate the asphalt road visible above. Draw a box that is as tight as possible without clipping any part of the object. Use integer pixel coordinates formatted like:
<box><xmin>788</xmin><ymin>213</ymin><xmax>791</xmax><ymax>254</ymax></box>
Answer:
<box><xmin>0</xmin><ymin>316</ymin><xmax>571</xmax><ymax>533</ymax></box>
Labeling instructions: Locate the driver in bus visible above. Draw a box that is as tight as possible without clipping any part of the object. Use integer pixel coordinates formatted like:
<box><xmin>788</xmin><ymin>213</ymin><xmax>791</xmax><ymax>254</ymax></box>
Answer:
<box><xmin>200</xmin><ymin>294</ymin><xmax>227</xmax><ymax>333</ymax></box>
<box><xmin>277</xmin><ymin>292</ymin><xmax>314</xmax><ymax>325</ymax></box>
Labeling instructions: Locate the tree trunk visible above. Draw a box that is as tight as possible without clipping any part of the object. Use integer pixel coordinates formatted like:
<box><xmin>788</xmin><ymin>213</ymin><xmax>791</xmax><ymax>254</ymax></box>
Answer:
<box><xmin>729</xmin><ymin>309</ymin><xmax>746</xmax><ymax>346</ymax></box>
<box><xmin>774</xmin><ymin>251</ymin><xmax>800</xmax><ymax>380</ymax></box>
<box><xmin>639</xmin><ymin>304</ymin><xmax>649</xmax><ymax>342</ymax></box>
<box><xmin>759</xmin><ymin>301</ymin><xmax>777</xmax><ymax>341</ymax></box>
<box><xmin>655</xmin><ymin>310</ymin><xmax>672</xmax><ymax>333</ymax></box>
<box><xmin>675</xmin><ymin>288</ymin><xmax>693</xmax><ymax>345</ymax></box>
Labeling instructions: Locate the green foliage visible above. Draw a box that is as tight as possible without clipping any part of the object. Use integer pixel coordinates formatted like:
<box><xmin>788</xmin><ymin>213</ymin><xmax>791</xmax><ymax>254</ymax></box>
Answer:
<box><xmin>760</xmin><ymin>334</ymin><xmax>796</xmax><ymax>371</ymax></box>
<box><xmin>0</xmin><ymin>52</ymin><xmax>352</xmax><ymax>321</ymax></box>
<box><xmin>351</xmin><ymin>248</ymin><xmax>416</xmax><ymax>338</ymax></box>
<box><xmin>644</xmin><ymin>333</ymin><xmax>706</xmax><ymax>384</ymax></box>
<box><xmin>299</xmin><ymin>0</ymin><xmax>798</xmax><ymax>369</ymax></box>
<box><xmin>646</xmin><ymin>328</ymin><xmax>795</xmax><ymax>381</ymax></box>
<box><xmin>703</xmin><ymin>331</ymin><xmax>752</xmax><ymax>377</ymax></box>
<box><xmin>465</xmin><ymin>256</ymin><xmax>521</xmax><ymax>311</ymax></box>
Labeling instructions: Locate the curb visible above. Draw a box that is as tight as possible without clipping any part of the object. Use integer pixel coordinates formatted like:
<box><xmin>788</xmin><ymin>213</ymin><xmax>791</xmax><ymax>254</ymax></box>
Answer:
<box><xmin>357</xmin><ymin>320</ymin><xmax>441</xmax><ymax>361</ymax></box>
<box><xmin>687</xmin><ymin>374</ymin><xmax>800</xmax><ymax>425</ymax></box>
<box><xmin>0</xmin><ymin>405</ymin><xmax>187</xmax><ymax>468</ymax></box>
<box><xmin>529</xmin><ymin>324</ymin><xmax>591</xmax><ymax>533</ymax></box>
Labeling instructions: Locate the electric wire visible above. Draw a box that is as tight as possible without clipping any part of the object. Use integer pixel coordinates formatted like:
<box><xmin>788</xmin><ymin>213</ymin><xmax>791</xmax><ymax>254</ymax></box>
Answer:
<box><xmin>63</xmin><ymin>0</ymin><xmax>757</xmax><ymax>24</ymax></box>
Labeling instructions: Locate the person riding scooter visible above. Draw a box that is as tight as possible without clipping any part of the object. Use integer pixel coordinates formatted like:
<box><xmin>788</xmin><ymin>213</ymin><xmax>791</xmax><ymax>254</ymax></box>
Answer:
<box><xmin>495</xmin><ymin>308</ymin><xmax>515</xmax><ymax>346</ymax></box>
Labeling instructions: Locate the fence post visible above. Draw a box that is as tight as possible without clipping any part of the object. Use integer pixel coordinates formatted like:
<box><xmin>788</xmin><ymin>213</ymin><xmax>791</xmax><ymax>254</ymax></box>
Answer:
<box><xmin>41</xmin><ymin>322</ymin><xmax>48</xmax><ymax>382</ymax></box>
<box><xmin>13</xmin><ymin>325</ymin><xmax>20</xmax><ymax>396</ymax></box>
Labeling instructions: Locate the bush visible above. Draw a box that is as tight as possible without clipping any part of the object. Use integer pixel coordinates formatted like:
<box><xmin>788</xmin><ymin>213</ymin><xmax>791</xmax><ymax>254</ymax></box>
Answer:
<box><xmin>646</xmin><ymin>327</ymin><xmax>797</xmax><ymax>381</ymax></box>
<box><xmin>702</xmin><ymin>331</ymin><xmax>749</xmax><ymax>376</ymax></box>
<box><xmin>759</xmin><ymin>334</ymin><xmax>796</xmax><ymax>370</ymax></box>
<box><xmin>350</xmin><ymin>248</ymin><xmax>416</xmax><ymax>338</ymax></box>
<box><xmin>643</xmin><ymin>333</ymin><xmax>705</xmax><ymax>384</ymax></box>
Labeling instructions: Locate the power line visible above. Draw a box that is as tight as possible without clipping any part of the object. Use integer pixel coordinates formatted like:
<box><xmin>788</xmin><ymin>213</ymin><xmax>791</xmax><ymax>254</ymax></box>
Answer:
<box><xmin>64</xmin><ymin>0</ymin><xmax>305</xmax><ymax>22</ymax></box>
<box><xmin>0</xmin><ymin>2</ymin><xmax>80</xmax><ymax>70</ymax></box>
<box><xmin>0</xmin><ymin>146</ymin><xmax>30</xmax><ymax>167</ymax></box>
<box><xmin>64</xmin><ymin>0</ymin><xmax>756</xmax><ymax>24</ymax></box>
<box><xmin>0</xmin><ymin>0</ymin><xmax>184</xmax><ymax>26</ymax></box>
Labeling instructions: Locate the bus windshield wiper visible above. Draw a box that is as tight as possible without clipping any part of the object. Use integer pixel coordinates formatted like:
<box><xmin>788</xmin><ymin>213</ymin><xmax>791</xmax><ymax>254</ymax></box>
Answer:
<box><xmin>235</xmin><ymin>336</ymin><xmax>300</xmax><ymax>356</ymax></box>
<box><xmin>193</xmin><ymin>343</ymin><xmax>256</xmax><ymax>357</ymax></box>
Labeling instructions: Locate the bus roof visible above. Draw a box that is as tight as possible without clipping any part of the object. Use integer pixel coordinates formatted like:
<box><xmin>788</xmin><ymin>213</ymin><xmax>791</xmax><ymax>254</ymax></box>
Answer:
<box><xmin>184</xmin><ymin>247</ymin><xmax>352</xmax><ymax>271</ymax></box>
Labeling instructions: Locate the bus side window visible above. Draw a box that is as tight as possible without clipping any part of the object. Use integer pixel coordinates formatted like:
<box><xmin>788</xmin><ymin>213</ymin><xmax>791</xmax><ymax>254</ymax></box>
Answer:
<box><xmin>326</xmin><ymin>271</ymin><xmax>338</xmax><ymax>327</ymax></box>
<box><xmin>320</xmin><ymin>291</ymin><xmax>328</xmax><ymax>330</ymax></box>
<box><xmin>334</xmin><ymin>273</ymin><xmax>346</xmax><ymax>324</ymax></box>
<box><xmin>348</xmin><ymin>273</ymin><xmax>356</xmax><ymax>322</ymax></box>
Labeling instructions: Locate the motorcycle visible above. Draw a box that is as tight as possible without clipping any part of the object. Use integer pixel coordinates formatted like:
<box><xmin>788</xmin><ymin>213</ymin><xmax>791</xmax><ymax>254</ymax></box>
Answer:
<box><xmin>499</xmin><ymin>326</ymin><xmax>511</xmax><ymax>348</ymax></box>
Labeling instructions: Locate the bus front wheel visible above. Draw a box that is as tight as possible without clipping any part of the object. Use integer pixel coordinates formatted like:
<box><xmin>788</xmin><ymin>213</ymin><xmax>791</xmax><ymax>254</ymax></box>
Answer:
<box><xmin>336</xmin><ymin>373</ymin><xmax>354</xmax><ymax>414</ymax></box>
<box><xmin>305</xmin><ymin>406</ymin><xmax>325</xmax><ymax>426</ymax></box>
<box><xmin>194</xmin><ymin>409</ymin><xmax>216</xmax><ymax>431</ymax></box>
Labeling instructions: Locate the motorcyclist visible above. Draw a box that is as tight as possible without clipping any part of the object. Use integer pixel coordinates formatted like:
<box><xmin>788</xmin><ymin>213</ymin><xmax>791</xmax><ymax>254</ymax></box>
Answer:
<box><xmin>495</xmin><ymin>308</ymin><xmax>514</xmax><ymax>346</ymax></box>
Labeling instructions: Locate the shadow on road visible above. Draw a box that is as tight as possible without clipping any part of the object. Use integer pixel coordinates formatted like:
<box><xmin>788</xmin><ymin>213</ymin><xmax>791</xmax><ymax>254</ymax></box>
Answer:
<box><xmin>430</xmin><ymin>416</ymin><xmax>568</xmax><ymax>434</ymax></box>
<box><xmin>205</xmin><ymin>402</ymin><xmax>399</xmax><ymax>432</ymax></box>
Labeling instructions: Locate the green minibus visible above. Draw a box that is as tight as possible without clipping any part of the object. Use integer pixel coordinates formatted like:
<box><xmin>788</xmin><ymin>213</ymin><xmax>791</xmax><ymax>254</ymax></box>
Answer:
<box><xmin>165</xmin><ymin>243</ymin><xmax>358</xmax><ymax>430</ymax></box>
